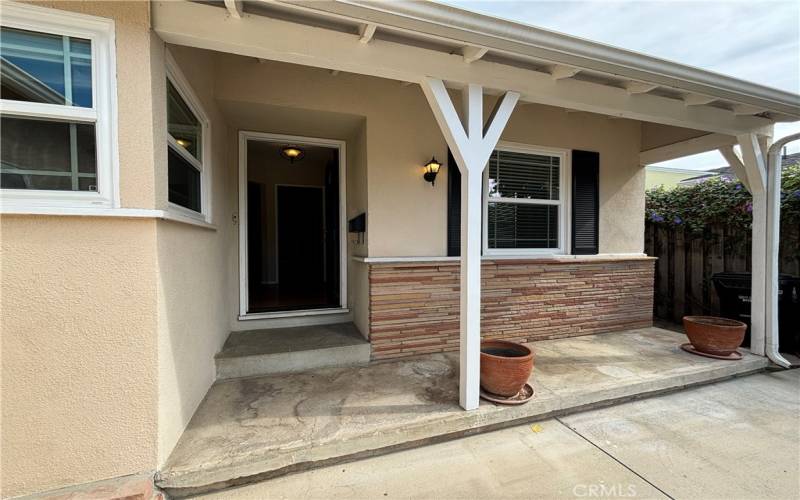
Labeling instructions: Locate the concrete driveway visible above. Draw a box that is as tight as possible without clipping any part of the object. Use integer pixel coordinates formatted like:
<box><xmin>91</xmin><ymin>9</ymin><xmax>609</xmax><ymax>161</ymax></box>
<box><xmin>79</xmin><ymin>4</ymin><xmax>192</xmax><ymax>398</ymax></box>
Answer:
<box><xmin>192</xmin><ymin>370</ymin><xmax>799</xmax><ymax>500</ymax></box>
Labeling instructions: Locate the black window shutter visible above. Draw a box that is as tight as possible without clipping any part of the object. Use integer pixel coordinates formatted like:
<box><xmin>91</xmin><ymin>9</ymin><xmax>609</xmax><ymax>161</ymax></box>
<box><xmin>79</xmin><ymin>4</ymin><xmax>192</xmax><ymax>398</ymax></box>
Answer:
<box><xmin>447</xmin><ymin>149</ymin><xmax>461</xmax><ymax>256</ymax></box>
<box><xmin>571</xmin><ymin>150</ymin><xmax>599</xmax><ymax>255</ymax></box>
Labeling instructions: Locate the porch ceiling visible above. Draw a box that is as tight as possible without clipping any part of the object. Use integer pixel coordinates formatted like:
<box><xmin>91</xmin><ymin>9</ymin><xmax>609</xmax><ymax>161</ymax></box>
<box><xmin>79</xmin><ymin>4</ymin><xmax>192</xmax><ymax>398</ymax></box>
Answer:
<box><xmin>153</xmin><ymin>0</ymin><xmax>799</xmax><ymax>135</ymax></box>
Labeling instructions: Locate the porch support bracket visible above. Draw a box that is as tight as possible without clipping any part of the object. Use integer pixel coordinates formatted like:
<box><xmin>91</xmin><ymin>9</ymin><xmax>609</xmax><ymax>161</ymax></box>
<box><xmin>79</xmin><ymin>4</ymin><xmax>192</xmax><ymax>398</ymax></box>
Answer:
<box><xmin>223</xmin><ymin>0</ymin><xmax>243</xmax><ymax>19</ymax></box>
<box><xmin>718</xmin><ymin>145</ymin><xmax>751</xmax><ymax>192</ymax></box>
<box><xmin>737</xmin><ymin>132</ymin><xmax>769</xmax><ymax>356</ymax></box>
<box><xmin>420</xmin><ymin>78</ymin><xmax>519</xmax><ymax>410</ymax></box>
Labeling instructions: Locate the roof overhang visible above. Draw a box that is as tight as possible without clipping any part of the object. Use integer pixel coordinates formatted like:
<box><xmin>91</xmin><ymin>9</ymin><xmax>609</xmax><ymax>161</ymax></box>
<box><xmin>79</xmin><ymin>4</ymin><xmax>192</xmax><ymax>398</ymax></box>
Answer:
<box><xmin>151</xmin><ymin>0</ymin><xmax>800</xmax><ymax>136</ymax></box>
<box><xmin>286</xmin><ymin>1</ymin><xmax>799</xmax><ymax>119</ymax></box>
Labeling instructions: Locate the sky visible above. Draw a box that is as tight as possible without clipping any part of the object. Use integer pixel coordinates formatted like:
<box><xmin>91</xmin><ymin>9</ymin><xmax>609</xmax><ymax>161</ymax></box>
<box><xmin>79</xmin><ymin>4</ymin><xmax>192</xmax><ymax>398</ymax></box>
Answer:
<box><xmin>444</xmin><ymin>0</ymin><xmax>800</xmax><ymax>170</ymax></box>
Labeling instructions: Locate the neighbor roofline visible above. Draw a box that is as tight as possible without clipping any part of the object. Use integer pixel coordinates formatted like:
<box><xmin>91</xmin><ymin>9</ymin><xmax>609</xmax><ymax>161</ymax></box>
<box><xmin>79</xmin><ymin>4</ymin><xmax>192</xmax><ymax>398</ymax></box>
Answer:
<box><xmin>281</xmin><ymin>0</ymin><xmax>799</xmax><ymax>118</ymax></box>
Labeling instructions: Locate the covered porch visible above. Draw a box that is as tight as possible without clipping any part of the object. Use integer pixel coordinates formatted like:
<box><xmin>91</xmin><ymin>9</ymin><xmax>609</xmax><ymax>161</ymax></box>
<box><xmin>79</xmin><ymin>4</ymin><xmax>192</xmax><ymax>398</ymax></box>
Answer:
<box><xmin>148</xmin><ymin>0</ymin><xmax>799</xmax><ymax>489</ymax></box>
<box><xmin>156</xmin><ymin>327</ymin><xmax>769</xmax><ymax>497</ymax></box>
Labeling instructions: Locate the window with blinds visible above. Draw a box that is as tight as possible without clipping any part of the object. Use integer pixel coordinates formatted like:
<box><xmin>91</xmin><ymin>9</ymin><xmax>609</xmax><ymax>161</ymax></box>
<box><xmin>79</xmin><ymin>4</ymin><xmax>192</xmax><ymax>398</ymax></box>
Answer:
<box><xmin>484</xmin><ymin>148</ymin><xmax>565</xmax><ymax>252</ymax></box>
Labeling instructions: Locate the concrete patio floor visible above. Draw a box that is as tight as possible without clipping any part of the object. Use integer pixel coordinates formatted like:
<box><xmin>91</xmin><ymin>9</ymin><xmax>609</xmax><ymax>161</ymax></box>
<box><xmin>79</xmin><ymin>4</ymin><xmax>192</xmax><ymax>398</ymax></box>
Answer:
<box><xmin>157</xmin><ymin>327</ymin><xmax>770</xmax><ymax>497</ymax></box>
<box><xmin>192</xmin><ymin>370</ymin><xmax>799</xmax><ymax>500</ymax></box>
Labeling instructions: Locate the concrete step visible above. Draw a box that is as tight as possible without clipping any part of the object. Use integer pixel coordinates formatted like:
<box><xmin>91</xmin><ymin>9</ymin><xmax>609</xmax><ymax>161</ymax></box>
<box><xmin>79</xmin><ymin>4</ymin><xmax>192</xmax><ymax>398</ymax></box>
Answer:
<box><xmin>215</xmin><ymin>323</ymin><xmax>370</xmax><ymax>379</ymax></box>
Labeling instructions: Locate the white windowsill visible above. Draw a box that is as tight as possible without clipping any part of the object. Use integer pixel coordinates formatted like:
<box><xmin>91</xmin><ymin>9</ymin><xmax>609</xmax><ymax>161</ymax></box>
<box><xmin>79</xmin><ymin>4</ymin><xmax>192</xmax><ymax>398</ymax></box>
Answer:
<box><xmin>161</xmin><ymin>209</ymin><xmax>217</xmax><ymax>230</ymax></box>
<box><xmin>0</xmin><ymin>206</ymin><xmax>160</xmax><ymax>218</ymax></box>
<box><xmin>164</xmin><ymin>202</ymin><xmax>215</xmax><ymax>230</ymax></box>
<box><xmin>1</xmin><ymin>205</ymin><xmax>218</xmax><ymax>230</ymax></box>
<box><xmin>353</xmin><ymin>253</ymin><xmax>650</xmax><ymax>264</ymax></box>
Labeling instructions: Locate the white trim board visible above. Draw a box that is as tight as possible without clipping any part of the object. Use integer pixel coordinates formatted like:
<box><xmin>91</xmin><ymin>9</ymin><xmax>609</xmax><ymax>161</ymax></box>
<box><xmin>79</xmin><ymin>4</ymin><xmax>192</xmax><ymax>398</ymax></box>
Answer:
<box><xmin>351</xmin><ymin>253</ymin><xmax>650</xmax><ymax>264</ymax></box>
<box><xmin>238</xmin><ymin>131</ymin><xmax>348</xmax><ymax>319</ymax></box>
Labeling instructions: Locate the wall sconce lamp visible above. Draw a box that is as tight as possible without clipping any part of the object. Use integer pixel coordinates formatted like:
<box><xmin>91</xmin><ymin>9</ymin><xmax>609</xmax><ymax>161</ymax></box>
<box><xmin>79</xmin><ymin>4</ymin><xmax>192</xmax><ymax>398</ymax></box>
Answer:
<box><xmin>281</xmin><ymin>145</ymin><xmax>305</xmax><ymax>163</ymax></box>
<box><xmin>423</xmin><ymin>157</ymin><xmax>442</xmax><ymax>186</ymax></box>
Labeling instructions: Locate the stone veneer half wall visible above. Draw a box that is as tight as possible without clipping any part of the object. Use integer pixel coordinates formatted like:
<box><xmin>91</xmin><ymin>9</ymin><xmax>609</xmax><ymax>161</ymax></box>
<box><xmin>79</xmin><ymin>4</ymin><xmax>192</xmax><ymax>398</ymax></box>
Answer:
<box><xmin>368</xmin><ymin>257</ymin><xmax>656</xmax><ymax>360</ymax></box>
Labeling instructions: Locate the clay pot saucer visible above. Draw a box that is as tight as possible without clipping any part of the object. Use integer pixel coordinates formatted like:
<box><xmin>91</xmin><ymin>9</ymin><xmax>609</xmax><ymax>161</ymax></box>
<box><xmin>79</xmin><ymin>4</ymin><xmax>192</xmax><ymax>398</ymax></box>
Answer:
<box><xmin>680</xmin><ymin>343</ymin><xmax>743</xmax><ymax>361</ymax></box>
<box><xmin>480</xmin><ymin>383</ymin><xmax>535</xmax><ymax>405</ymax></box>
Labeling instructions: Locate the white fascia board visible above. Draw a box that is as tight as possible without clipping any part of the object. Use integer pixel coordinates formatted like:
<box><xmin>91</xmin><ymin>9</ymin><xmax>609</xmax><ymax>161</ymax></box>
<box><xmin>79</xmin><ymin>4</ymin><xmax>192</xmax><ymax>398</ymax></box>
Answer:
<box><xmin>640</xmin><ymin>133</ymin><xmax>738</xmax><ymax>165</ymax></box>
<box><xmin>276</xmin><ymin>0</ymin><xmax>799</xmax><ymax>118</ymax></box>
<box><xmin>152</xmin><ymin>1</ymin><xmax>774</xmax><ymax>135</ymax></box>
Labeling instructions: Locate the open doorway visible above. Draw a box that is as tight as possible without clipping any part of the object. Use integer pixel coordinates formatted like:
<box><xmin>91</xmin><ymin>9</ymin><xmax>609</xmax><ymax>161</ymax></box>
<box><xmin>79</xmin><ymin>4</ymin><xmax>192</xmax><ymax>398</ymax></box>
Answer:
<box><xmin>239</xmin><ymin>132</ymin><xmax>346</xmax><ymax>317</ymax></box>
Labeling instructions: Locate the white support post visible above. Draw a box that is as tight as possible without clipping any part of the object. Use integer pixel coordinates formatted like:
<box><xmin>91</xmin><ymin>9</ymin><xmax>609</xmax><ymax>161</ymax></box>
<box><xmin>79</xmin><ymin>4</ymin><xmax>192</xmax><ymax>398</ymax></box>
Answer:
<box><xmin>765</xmin><ymin>141</ymin><xmax>782</xmax><ymax>361</ymax></box>
<box><xmin>420</xmin><ymin>78</ymin><xmax>519</xmax><ymax>410</ymax></box>
<box><xmin>737</xmin><ymin>133</ymin><xmax>768</xmax><ymax>356</ymax></box>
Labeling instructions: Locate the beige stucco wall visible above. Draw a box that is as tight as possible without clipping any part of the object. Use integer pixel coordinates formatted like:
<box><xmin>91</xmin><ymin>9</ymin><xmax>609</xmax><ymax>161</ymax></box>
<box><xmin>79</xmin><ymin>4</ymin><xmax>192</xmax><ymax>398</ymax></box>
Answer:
<box><xmin>154</xmin><ymin>44</ymin><xmax>235</xmax><ymax>466</ymax></box>
<box><xmin>495</xmin><ymin>101</ymin><xmax>644</xmax><ymax>254</ymax></box>
<box><xmin>211</xmin><ymin>55</ymin><xmax>646</xmax><ymax>257</ymax></box>
<box><xmin>1</xmin><ymin>217</ymin><xmax>159</xmax><ymax>497</ymax></box>
<box><xmin>1</xmin><ymin>2</ymin><xmax>162</xmax><ymax>497</ymax></box>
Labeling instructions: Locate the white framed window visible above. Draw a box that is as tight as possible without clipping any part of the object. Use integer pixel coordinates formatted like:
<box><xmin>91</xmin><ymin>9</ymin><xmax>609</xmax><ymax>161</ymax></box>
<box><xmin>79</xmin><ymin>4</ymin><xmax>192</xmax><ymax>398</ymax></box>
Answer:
<box><xmin>0</xmin><ymin>2</ymin><xmax>118</xmax><ymax>212</ymax></box>
<box><xmin>482</xmin><ymin>143</ymin><xmax>570</xmax><ymax>255</ymax></box>
<box><xmin>165</xmin><ymin>51</ymin><xmax>211</xmax><ymax>222</ymax></box>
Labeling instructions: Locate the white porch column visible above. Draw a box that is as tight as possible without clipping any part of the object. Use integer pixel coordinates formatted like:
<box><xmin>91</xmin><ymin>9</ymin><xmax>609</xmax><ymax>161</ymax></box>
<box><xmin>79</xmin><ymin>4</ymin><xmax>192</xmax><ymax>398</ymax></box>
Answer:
<box><xmin>737</xmin><ymin>133</ymin><xmax>768</xmax><ymax>356</ymax></box>
<box><xmin>420</xmin><ymin>79</ymin><xmax>519</xmax><ymax>410</ymax></box>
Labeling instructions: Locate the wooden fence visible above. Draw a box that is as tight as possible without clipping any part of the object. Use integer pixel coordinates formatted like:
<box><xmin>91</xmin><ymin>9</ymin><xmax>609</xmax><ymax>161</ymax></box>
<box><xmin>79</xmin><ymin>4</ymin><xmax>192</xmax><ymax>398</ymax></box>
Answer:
<box><xmin>644</xmin><ymin>222</ymin><xmax>800</xmax><ymax>324</ymax></box>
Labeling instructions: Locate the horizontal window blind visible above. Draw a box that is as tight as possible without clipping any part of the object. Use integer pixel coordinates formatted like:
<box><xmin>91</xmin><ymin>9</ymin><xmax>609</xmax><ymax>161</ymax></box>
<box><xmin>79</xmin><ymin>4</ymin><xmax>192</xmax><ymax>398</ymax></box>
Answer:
<box><xmin>488</xmin><ymin>150</ymin><xmax>560</xmax><ymax>201</ymax></box>
<box><xmin>488</xmin><ymin>202</ymin><xmax>558</xmax><ymax>249</ymax></box>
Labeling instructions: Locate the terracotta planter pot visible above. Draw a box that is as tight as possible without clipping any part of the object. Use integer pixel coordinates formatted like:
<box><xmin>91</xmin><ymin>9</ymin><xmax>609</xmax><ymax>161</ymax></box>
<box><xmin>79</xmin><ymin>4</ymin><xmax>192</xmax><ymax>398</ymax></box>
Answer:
<box><xmin>480</xmin><ymin>340</ymin><xmax>534</xmax><ymax>397</ymax></box>
<box><xmin>683</xmin><ymin>316</ymin><xmax>747</xmax><ymax>356</ymax></box>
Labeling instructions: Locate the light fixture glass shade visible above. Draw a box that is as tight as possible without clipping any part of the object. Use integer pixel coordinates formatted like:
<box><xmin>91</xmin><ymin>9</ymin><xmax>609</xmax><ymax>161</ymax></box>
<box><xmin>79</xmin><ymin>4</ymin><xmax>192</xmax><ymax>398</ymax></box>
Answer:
<box><xmin>425</xmin><ymin>157</ymin><xmax>442</xmax><ymax>174</ymax></box>
<box><xmin>423</xmin><ymin>156</ymin><xmax>442</xmax><ymax>186</ymax></box>
<box><xmin>280</xmin><ymin>146</ymin><xmax>305</xmax><ymax>163</ymax></box>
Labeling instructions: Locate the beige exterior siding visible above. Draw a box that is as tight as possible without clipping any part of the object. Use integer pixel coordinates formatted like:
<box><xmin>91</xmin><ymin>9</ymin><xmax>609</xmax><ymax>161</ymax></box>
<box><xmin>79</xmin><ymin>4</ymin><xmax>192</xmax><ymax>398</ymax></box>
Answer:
<box><xmin>155</xmin><ymin>45</ymin><xmax>236</xmax><ymax>465</ymax></box>
<box><xmin>1</xmin><ymin>216</ymin><xmax>159</xmax><ymax>497</ymax></box>
<box><xmin>210</xmin><ymin>54</ymin><xmax>646</xmax><ymax>259</ymax></box>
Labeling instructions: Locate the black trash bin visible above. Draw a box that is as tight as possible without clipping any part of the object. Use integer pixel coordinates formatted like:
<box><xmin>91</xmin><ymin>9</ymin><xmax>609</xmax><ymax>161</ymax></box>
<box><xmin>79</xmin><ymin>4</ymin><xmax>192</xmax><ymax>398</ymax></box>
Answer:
<box><xmin>711</xmin><ymin>272</ymin><xmax>798</xmax><ymax>351</ymax></box>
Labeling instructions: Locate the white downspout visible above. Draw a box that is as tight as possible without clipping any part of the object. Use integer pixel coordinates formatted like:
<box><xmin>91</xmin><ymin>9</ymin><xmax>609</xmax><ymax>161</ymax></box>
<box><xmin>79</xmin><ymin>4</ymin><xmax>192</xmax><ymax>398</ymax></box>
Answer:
<box><xmin>765</xmin><ymin>132</ymin><xmax>799</xmax><ymax>368</ymax></box>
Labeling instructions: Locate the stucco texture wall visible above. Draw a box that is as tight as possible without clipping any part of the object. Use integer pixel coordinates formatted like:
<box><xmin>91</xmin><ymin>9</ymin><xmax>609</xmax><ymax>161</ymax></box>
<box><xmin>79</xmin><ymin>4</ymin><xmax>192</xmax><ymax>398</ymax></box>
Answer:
<box><xmin>155</xmin><ymin>45</ymin><xmax>234</xmax><ymax>466</ymax></box>
<box><xmin>1</xmin><ymin>2</ymin><xmax>161</xmax><ymax>497</ymax></box>
<box><xmin>497</xmin><ymin>100</ymin><xmax>644</xmax><ymax>254</ymax></box>
<box><xmin>212</xmin><ymin>54</ymin><xmax>447</xmax><ymax>258</ymax></box>
<box><xmin>1</xmin><ymin>216</ymin><xmax>159</xmax><ymax>497</ymax></box>
<box><xmin>210</xmin><ymin>55</ymin><xmax>645</xmax><ymax>257</ymax></box>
